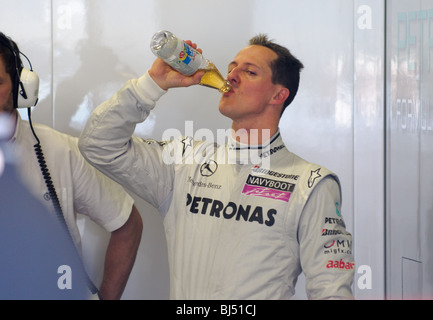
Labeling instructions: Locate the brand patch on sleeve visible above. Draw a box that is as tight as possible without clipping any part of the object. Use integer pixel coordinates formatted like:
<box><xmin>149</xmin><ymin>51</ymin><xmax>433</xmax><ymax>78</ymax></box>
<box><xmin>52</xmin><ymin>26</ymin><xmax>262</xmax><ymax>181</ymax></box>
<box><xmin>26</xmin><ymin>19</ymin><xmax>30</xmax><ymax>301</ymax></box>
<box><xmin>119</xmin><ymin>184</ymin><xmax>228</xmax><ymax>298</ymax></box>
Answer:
<box><xmin>242</xmin><ymin>175</ymin><xmax>295</xmax><ymax>202</ymax></box>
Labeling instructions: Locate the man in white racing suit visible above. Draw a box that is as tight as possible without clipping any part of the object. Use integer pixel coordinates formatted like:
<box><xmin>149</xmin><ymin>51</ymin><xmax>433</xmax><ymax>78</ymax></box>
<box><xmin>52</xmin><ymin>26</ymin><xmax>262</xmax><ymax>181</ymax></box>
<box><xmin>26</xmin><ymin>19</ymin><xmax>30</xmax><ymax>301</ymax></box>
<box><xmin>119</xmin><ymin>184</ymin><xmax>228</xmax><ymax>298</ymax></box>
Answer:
<box><xmin>0</xmin><ymin>32</ymin><xmax>142</xmax><ymax>300</ymax></box>
<box><xmin>79</xmin><ymin>35</ymin><xmax>354</xmax><ymax>299</ymax></box>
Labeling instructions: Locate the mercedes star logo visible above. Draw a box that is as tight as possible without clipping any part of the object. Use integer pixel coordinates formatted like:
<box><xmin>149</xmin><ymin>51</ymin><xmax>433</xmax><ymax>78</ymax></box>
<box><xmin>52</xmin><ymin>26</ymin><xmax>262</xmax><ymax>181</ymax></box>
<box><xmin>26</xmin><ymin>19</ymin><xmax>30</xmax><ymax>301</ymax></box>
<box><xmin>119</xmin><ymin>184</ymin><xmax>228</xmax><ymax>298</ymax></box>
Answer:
<box><xmin>200</xmin><ymin>160</ymin><xmax>218</xmax><ymax>177</ymax></box>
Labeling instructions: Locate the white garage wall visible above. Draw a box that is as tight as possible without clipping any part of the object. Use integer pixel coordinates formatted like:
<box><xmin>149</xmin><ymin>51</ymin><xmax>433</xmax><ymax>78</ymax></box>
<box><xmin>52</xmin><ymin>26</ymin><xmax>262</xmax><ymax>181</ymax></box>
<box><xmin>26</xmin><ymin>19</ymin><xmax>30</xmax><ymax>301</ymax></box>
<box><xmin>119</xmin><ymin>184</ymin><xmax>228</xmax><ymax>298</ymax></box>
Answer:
<box><xmin>386</xmin><ymin>0</ymin><xmax>433</xmax><ymax>300</ymax></box>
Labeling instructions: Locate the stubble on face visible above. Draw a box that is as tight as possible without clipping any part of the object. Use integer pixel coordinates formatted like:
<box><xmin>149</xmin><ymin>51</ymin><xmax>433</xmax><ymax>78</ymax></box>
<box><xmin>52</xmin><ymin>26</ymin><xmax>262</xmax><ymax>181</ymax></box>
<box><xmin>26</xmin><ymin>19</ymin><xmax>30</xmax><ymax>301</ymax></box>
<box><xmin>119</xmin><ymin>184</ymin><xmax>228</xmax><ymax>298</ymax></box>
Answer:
<box><xmin>218</xmin><ymin>46</ymin><xmax>281</xmax><ymax>131</ymax></box>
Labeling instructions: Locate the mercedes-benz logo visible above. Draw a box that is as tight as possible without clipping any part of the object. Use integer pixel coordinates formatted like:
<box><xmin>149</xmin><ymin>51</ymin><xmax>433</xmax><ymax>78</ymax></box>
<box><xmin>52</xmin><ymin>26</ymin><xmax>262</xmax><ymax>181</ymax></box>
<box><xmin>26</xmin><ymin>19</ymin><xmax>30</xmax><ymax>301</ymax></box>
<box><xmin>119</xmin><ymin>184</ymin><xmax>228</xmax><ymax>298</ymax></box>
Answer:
<box><xmin>200</xmin><ymin>160</ymin><xmax>218</xmax><ymax>177</ymax></box>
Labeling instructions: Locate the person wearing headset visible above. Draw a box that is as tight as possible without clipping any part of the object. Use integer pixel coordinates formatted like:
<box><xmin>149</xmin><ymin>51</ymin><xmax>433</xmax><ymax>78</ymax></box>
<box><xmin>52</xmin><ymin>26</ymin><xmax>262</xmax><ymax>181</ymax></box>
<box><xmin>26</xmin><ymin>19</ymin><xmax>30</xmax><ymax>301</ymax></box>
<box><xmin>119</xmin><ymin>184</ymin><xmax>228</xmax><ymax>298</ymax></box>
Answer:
<box><xmin>0</xmin><ymin>32</ymin><xmax>143</xmax><ymax>300</ymax></box>
<box><xmin>79</xmin><ymin>35</ymin><xmax>355</xmax><ymax>299</ymax></box>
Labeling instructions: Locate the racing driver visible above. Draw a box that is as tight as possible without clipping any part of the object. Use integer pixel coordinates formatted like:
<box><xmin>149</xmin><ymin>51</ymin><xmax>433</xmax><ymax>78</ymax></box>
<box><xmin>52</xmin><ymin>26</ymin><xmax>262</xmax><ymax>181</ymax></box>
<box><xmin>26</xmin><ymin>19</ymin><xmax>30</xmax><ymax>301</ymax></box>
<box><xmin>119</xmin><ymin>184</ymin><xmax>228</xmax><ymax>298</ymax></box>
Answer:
<box><xmin>79</xmin><ymin>34</ymin><xmax>355</xmax><ymax>299</ymax></box>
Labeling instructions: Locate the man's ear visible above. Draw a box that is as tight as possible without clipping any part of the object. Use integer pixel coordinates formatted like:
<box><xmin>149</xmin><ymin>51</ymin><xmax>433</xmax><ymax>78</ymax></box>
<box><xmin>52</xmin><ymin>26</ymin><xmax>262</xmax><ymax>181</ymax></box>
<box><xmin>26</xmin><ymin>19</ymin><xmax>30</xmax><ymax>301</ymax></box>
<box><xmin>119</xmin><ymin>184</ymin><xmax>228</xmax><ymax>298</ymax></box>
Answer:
<box><xmin>270</xmin><ymin>87</ymin><xmax>290</xmax><ymax>106</ymax></box>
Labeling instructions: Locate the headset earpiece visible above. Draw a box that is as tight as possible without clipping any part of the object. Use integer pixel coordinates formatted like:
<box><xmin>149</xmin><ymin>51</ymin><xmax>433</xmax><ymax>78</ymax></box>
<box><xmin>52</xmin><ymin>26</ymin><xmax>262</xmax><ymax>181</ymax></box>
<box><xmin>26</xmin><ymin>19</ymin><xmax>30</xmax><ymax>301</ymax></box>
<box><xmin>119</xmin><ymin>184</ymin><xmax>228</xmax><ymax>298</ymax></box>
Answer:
<box><xmin>0</xmin><ymin>33</ymin><xmax>39</xmax><ymax>109</ymax></box>
<box><xmin>17</xmin><ymin>67</ymin><xmax>39</xmax><ymax>108</ymax></box>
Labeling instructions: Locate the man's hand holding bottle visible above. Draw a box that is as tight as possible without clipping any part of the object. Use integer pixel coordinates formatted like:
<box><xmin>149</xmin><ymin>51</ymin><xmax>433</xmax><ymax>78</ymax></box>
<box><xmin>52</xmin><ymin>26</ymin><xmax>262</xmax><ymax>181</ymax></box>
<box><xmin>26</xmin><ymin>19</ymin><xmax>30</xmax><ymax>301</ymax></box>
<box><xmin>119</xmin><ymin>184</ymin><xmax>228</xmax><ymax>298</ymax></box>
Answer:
<box><xmin>149</xmin><ymin>40</ymin><xmax>205</xmax><ymax>91</ymax></box>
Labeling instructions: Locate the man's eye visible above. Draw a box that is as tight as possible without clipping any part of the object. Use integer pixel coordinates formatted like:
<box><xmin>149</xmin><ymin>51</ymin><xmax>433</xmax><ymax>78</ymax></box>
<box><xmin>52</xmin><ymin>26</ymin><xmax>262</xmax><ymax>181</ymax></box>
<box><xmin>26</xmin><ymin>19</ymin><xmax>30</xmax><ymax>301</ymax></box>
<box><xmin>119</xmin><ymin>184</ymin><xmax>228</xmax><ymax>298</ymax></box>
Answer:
<box><xmin>247</xmin><ymin>71</ymin><xmax>256</xmax><ymax>76</ymax></box>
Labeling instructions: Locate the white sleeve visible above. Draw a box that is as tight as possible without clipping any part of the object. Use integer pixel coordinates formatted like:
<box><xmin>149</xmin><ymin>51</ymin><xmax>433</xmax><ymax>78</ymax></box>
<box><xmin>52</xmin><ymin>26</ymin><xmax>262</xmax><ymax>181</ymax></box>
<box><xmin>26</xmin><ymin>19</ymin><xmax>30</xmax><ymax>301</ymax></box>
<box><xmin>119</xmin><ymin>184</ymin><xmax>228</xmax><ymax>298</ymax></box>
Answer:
<box><xmin>79</xmin><ymin>70</ymin><xmax>166</xmax><ymax>164</ymax></box>
<box><xmin>70</xmin><ymin>141</ymin><xmax>134</xmax><ymax>232</ymax></box>
<box><xmin>78</xmin><ymin>71</ymin><xmax>174</xmax><ymax>210</ymax></box>
<box><xmin>297</xmin><ymin>176</ymin><xmax>354</xmax><ymax>300</ymax></box>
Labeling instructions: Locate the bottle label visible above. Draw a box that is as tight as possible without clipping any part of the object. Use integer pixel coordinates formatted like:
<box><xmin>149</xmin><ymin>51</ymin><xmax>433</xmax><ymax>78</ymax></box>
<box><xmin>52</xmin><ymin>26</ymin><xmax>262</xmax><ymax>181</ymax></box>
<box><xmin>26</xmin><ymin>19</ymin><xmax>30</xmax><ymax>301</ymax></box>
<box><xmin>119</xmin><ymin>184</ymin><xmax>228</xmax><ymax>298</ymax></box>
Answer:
<box><xmin>179</xmin><ymin>43</ymin><xmax>196</xmax><ymax>66</ymax></box>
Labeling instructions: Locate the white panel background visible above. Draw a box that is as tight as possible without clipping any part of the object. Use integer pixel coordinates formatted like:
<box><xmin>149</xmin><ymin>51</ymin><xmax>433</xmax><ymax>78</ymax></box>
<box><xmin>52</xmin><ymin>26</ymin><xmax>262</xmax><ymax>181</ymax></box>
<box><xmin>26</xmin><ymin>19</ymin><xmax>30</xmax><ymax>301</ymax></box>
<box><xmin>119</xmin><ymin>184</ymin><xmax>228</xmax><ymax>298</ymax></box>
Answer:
<box><xmin>386</xmin><ymin>0</ymin><xmax>433</xmax><ymax>300</ymax></box>
<box><xmin>0</xmin><ymin>0</ymin><xmax>388</xmax><ymax>299</ymax></box>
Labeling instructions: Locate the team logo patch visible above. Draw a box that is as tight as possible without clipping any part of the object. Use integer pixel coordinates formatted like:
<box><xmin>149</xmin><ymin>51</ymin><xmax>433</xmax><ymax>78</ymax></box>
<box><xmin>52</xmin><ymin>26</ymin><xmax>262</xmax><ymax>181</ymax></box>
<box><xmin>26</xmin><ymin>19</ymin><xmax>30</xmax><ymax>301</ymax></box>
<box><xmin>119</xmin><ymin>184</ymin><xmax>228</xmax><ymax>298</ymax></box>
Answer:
<box><xmin>200</xmin><ymin>160</ymin><xmax>218</xmax><ymax>177</ymax></box>
<box><xmin>308</xmin><ymin>168</ymin><xmax>322</xmax><ymax>188</ymax></box>
<box><xmin>242</xmin><ymin>175</ymin><xmax>295</xmax><ymax>202</ymax></box>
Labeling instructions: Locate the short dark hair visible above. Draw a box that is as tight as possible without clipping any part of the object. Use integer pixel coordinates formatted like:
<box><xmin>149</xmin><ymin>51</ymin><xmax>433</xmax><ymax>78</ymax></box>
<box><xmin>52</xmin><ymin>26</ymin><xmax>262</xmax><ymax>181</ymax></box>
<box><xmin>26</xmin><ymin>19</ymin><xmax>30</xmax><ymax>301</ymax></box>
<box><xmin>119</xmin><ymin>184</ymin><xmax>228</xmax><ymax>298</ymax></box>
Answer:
<box><xmin>249</xmin><ymin>34</ymin><xmax>304</xmax><ymax>115</ymax></box>
<box><xmin>0</xmin><ymin>32</ymin><xmax>22</xmax><ymax>108</ymax></box>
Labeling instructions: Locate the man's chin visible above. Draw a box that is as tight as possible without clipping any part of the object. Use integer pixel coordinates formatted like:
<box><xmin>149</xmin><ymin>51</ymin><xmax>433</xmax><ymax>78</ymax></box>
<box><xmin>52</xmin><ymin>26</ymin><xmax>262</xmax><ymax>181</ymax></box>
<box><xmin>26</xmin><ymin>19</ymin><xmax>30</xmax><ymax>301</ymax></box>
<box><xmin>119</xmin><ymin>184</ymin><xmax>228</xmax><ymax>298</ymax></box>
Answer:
<box><xmin>218</xmin><ymin>103</ymin><xmax>231</xmax><ymax>119</ymax></box>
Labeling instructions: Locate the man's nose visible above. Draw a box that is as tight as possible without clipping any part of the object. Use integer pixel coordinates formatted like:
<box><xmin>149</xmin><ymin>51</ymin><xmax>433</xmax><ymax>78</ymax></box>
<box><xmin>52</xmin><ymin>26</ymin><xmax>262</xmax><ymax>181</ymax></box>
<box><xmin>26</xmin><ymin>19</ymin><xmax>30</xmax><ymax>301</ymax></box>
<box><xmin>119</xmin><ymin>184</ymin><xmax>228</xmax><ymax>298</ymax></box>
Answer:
<box><xmin>227</xmin><ymin>68</ymin><xmax>239</xmax><ymax>85</ymax></box>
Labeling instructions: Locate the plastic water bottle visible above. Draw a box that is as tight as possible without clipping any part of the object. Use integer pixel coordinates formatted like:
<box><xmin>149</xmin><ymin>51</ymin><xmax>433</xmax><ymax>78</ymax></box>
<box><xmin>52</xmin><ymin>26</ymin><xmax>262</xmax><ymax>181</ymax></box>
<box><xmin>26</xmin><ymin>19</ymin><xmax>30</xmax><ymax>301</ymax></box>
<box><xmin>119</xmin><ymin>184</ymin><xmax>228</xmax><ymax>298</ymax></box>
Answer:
<box><xmin>150</xmin><ymin>30</ymin><xmax>231</xmax><ymax>93</ymax></box>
